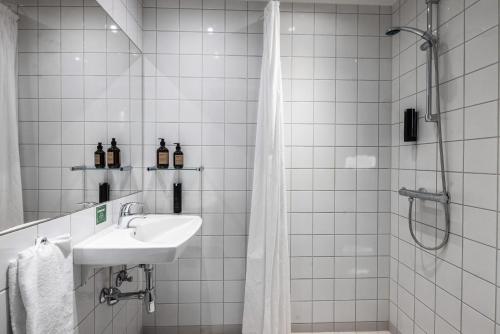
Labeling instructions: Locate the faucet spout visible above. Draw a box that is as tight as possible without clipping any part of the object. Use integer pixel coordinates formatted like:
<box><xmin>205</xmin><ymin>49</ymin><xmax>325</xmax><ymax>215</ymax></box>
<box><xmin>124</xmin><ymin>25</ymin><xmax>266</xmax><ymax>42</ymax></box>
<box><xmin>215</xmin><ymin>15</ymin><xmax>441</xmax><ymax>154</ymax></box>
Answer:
<box><xmin>117</xmin><ymin>202</ymin><xmax>145</xmax><ymax>228</ymax></box>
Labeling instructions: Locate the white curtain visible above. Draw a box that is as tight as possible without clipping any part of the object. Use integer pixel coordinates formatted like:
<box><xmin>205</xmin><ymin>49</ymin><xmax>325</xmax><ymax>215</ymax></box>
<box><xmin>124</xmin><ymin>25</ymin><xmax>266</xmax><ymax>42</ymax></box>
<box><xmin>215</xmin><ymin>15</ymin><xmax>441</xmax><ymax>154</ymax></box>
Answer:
<box><xmin>242</xmin><ymin>1</ymin><xmax>290</xmax><ymax>333</ymax></box>
<box><xmin>0</xmin><ymin>3</ymin><xmax>23</xmax><ymax>229</ymax></box>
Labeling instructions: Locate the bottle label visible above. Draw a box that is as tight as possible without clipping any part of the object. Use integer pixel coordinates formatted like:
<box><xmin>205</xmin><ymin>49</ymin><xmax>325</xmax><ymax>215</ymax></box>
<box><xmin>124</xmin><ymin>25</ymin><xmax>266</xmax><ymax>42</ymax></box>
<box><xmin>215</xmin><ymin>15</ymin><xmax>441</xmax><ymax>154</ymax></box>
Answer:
<box><xmin>107</xmin><ymin>152</ymin><xmax>114</xmax><ymax>165</ymax></box>
<box><xmin>159</xmin><ymin>152</ymin><xmax>168</xmax><ymax>165</ymax></box>
<box><xmin>175</xmin><ymin>155</ymin><xmax>183</xmax><ymax>165</ymax></box>
<box><xmin>95</xmin><ymin>154</ymin><xmax>101</xmax><ymax>165</ymax></box>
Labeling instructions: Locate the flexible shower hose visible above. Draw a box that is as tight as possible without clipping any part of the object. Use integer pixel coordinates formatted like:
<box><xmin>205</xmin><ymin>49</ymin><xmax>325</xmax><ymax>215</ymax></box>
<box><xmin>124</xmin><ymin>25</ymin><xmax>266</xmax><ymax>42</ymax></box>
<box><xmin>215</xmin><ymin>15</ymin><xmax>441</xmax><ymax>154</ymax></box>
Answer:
<box><xmin>407</xmin><ymin>196</ymin><xmax>450</xmax><ymax>250</ymax></box>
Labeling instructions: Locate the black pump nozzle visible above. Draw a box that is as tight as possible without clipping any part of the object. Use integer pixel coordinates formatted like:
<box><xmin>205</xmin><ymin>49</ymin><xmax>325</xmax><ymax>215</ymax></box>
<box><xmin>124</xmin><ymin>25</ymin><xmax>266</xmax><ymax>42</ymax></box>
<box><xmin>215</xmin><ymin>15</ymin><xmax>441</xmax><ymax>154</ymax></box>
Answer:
<box><xmin>159</xmin><ymin>138</ymin><xmax>166</xmax><ymax>147</ymax></box>
<box><xmin>111</xmin><ymin>138</ymin><xmax>117</xmax><ymax>146</ymax></box>
<box><xmin>174</xmin><ymin>143</ymin><xmax>181</xmax><ymax>151</ymax></box>
<box><xmin>97</xmin><ymin>142</ymin><xmax>103</xmax><ymax>149</ymax></box>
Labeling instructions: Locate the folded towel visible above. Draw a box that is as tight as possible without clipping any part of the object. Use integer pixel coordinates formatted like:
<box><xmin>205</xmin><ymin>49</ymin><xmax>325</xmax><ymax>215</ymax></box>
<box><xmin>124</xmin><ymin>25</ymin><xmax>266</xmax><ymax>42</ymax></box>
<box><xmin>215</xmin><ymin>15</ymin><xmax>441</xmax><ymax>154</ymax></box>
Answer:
<box><xmin>8</xmin><ymin>261</ymin><xmax>26</xmax><ymax>334</ymax></box>
<box><xmin>8</xmin><ymin>235</ymin><xmax>74</xmax><ymax>334</ymax></box>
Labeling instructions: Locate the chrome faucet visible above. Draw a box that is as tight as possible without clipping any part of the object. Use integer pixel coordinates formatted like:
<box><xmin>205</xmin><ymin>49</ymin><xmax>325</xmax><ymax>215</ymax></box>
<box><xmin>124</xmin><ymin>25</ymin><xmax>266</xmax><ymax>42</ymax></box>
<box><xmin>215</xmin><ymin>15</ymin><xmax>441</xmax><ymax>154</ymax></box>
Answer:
<box><xmin>117</xmin><ymin>202</ymin><xmax>145</xmax><ymax>229</ymax></box>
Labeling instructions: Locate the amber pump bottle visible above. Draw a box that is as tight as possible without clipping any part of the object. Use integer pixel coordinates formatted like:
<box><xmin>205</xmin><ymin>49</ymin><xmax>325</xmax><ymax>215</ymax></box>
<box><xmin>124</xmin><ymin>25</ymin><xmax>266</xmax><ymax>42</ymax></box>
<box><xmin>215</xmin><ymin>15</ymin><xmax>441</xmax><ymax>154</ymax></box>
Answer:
<box><xmin>157</xmin><ymin>138</ymin><xmax>169</xmax><ymax>168</ymax></box>
<box><xmin>107</xmin><ymin>138</ymin><xmax>121</xmax><ymax>169</ymax></box>
<box><xmin>173</xmin><ymin>143</ymin><xmax>184</xmax><ymax>169</ymax></box>
<box><xmin>94</xmin><ymin>142</ymin><xmax>105</xmax><ymax>168</ymax></box>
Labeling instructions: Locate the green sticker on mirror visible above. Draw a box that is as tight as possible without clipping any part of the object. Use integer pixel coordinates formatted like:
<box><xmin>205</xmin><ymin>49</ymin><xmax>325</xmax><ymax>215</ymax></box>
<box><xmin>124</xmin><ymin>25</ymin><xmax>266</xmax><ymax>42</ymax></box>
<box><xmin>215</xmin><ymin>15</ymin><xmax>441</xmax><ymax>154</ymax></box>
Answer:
<box><xmin>96</xmin><ymin>205</ymin><xmax>106</xmax><ymax>225</ymax></box>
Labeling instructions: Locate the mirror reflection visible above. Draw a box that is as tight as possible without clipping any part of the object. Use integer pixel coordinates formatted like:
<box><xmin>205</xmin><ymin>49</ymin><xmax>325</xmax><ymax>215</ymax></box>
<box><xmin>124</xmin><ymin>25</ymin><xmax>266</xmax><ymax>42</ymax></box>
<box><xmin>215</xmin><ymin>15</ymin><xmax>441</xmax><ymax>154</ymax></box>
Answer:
<box><xmin>1</xmin><ymin>0</ymin><xmax>143</xmax><ymax>231</ymax></box>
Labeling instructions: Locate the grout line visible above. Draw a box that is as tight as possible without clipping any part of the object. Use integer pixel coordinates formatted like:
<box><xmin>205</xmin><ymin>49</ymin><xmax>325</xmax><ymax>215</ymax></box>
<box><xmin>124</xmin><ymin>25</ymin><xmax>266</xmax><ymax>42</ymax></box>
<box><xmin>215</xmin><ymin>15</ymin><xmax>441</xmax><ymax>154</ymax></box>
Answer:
<box><xmin>494</xmin><ymin>0</ymin><xmax>500</xmax><ymax>331</ymax></box>
<box><xmin>311</xmin><ymin>4</ymin><xmax>316</xmax><ymax>326</ymax></box>
<box><xmin>459</xmin><ymin>2</ymin><xmax>465</xmax><ymax>331</ymax></box>
<box><xmin>354</xmin><ymin>5</ymin><xmax>359</xmax><ymax>327</ymax></box>
<box><xmin>332</xmin><ymin>6</ymin><xmax>337</xmax><ymax>326</ymax></box>
<box><xmin>376</xmin><ymin>4</ymin><xmax>381</xmax><ymax>325</ymax></box>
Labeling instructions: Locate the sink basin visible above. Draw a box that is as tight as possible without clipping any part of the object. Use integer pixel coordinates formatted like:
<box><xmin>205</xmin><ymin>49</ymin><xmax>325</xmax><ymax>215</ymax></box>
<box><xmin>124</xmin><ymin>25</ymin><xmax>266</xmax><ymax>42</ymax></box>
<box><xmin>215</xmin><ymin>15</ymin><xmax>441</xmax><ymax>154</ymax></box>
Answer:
<box><xmin>73</xmin><ymin>215</ymin><xmax>202</xmax><ymax>265</ymax></box>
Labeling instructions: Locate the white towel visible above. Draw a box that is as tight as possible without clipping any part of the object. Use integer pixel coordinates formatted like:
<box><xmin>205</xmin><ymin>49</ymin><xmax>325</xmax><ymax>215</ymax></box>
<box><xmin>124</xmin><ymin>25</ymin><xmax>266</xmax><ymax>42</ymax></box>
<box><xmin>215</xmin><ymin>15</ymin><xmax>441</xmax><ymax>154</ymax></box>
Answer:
<box><xmin>8</xmin><ymin>235</ymin><xmax>74</xmax><ymax>334</ymax></box>
<box><xmin>8</xmin><ymin>261</ymin><xmax>26</xmax><ymax>334</ymax></box>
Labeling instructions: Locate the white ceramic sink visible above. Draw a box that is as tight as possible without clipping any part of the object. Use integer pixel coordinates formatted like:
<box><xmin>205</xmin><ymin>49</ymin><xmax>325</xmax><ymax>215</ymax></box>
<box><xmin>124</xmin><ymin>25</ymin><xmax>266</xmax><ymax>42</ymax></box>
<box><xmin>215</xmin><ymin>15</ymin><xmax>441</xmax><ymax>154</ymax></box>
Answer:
<box><xmin>73</xmin><ymin>215</ymin><xmax>202</xmax><ymax>265</ymax></box>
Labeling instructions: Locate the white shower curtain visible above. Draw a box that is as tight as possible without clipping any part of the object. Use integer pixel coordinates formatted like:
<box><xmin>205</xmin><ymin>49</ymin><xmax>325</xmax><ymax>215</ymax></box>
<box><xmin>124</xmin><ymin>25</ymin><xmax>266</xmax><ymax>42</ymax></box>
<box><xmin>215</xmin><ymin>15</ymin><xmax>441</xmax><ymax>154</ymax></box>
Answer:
<box><xmin>0</xmin><ymin>3</ymin><xmax>23</xmax><ymax>229</ymax></box>
<box><xmin>242</xmin><ymin>1</ymin><xmax>290</xmax><ymax>333</ymax></box>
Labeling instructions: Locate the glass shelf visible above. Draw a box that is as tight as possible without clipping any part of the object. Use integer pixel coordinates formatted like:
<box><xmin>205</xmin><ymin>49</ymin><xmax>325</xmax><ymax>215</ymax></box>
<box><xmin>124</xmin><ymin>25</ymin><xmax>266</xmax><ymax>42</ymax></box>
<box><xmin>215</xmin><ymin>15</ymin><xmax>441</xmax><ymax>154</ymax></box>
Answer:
<box><xmin>70</xmin><ymin>165</ymin><xmax>132</xmax><ymax>171</ymax></box>
<box><xmin>146</xmin><ymin>166</ymin><xmax>204</xmax><ymax>172</ymax></box>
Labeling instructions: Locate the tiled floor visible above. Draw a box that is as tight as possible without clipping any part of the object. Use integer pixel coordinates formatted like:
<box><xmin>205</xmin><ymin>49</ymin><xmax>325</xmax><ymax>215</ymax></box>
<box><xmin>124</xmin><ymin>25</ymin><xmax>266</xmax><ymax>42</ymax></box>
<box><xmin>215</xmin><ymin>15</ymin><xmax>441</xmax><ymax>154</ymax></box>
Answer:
<box><xmin>296</xmin><ymin>332</ymin><xmax>391</xmax><ymax>334</ymax></box>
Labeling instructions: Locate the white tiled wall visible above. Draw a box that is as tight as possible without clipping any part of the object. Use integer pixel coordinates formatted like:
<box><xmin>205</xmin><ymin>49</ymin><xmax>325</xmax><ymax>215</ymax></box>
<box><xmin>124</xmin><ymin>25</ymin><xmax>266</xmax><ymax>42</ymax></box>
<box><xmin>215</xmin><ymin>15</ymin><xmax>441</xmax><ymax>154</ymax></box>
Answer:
<box><xmin>389</xmin><ymin>0</ymin><xmax>500</xmax><ymax>333</ymax></box>
<box><xmin>141</xmin><ymin>1</ymin><xmax>392</xmax><ymax>331</ymax></box>
<box><xmin>0</xmin><ymin>193</ymin><xmax>144</xmax><ymax>334</ymax></box>
<box><xmin>95</xmin><ymin>0</ymin><xmax>143</xmax><ymax>50</ymax></box>
<box><xmin>17</xmin><ymin>0</ymin><xmax>143</xmax><ymax>221</ymax></box>
<box><xmin>12</xmin><ymin>0</ymin><xmax>500</xmax><ymax>332</ymax></box>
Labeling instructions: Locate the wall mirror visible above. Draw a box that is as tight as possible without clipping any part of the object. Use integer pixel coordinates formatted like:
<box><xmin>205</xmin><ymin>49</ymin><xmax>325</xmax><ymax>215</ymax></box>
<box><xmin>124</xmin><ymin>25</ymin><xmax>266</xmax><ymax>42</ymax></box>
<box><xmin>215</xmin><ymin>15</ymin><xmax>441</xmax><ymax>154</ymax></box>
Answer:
<box><xmin>0</xmin><ymin>0</ymin><xmax>143</xmax><ymax>232</ymax></box>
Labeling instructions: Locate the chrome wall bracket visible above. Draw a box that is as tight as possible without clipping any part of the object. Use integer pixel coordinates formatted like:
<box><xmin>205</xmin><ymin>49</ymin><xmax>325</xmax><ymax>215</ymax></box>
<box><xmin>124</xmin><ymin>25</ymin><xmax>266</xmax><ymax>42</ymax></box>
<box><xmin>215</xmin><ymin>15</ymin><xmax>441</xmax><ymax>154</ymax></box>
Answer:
<box><xmin>425</xmin><ymin>113</ymin><xmax>440</xmax><ymax>123</ymax></box>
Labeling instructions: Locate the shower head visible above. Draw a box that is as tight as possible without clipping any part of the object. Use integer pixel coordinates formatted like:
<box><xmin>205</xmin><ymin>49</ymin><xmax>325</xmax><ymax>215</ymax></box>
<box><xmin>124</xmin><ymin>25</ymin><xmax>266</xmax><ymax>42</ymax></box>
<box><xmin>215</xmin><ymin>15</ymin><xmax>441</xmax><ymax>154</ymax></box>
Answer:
<box><xmin>386</xmin><ymin>26</ymin><xmax>436</xmax><ymax>49</ymax></box>
<box><xmin>385</xmin><ymin>27</ymin><xmax>401</xmax><ymax>36</ymax></box>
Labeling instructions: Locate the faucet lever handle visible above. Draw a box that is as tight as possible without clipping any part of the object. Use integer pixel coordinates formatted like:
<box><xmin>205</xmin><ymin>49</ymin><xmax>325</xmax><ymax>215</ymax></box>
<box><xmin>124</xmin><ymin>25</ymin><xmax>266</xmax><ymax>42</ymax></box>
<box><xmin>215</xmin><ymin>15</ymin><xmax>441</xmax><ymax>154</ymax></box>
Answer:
<box><xmin>120</xmin><ymin>202</ymin><xmax>144</xmax><ymax>216</ymax></box>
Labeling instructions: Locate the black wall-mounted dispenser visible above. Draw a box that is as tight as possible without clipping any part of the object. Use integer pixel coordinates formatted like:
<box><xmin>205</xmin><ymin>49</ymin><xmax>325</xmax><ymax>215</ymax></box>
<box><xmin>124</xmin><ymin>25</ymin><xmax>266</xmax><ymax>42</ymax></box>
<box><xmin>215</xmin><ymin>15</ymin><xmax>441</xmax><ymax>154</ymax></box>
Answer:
<box><xmin>404</xmin><ymin>108</ymin><xmax>418</xmax><ymax>142</ymax></box>
<box><xmin>99</xmin><ymin>182</ymin><xmax>110</xmax><ymax>203</ymax></box>
<box><xmin>173</xmin><ymin>183</ymin><xmax>182</xmax><ymax>214</ymax></box>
